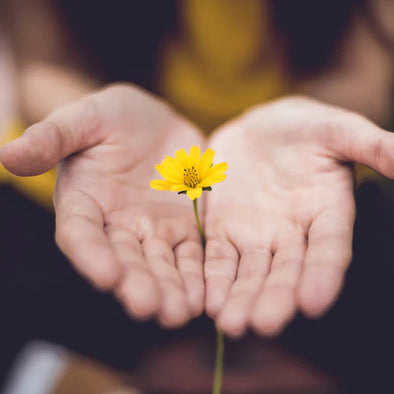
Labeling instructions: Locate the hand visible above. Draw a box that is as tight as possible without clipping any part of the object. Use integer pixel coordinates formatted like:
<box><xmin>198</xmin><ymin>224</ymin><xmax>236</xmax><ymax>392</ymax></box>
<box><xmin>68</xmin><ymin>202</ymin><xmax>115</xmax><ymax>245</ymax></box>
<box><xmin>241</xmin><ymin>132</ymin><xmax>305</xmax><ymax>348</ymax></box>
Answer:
<box><xmin>204</xmin><ymin>96</ymin><xmax>394</xmax><ymax>337</ymax></box>
<box><xmin>0</xmin><ymin>84</ymin><xmax>205</xmax><ymax>327</ymax></box>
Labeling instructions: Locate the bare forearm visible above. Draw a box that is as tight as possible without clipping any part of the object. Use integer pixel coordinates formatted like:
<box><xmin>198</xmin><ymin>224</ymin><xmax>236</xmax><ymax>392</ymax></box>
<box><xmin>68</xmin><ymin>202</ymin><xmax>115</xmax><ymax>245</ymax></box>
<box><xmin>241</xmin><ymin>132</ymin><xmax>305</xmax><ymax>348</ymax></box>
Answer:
<box><xmin>3</xmin><ymin>0</ymin><xmax>101</xmax><ymax>123</ymax></box>
<box><xmin>295</xmin><ymin>13</ymin><xmax>393</xmax><ymax>125</ymax></box>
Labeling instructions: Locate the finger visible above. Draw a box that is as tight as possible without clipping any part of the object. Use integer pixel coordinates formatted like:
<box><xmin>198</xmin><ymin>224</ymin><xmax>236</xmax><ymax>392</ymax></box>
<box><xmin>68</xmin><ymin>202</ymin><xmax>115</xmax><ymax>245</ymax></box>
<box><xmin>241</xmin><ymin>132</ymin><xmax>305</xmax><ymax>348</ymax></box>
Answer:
<box><xmin>174</xmin><ymin>239</ymin><xmax>205</xmax><ymax>317</ymax></box>
<box><xmin>204</xmin><ymin>239</ymin><xmax>239</xmax><ymax>317</ymax></box>
<box><xmin>329</xmin><ymin>114</ymin><xmax>394</xmax><ymax>178</ymax></box>
<box><xmin>250</xmin><ymin>232</ymin><xmax>306</xmax><ymax>336</ymax></box>
<box><xmin>142</xmin><ymin>237</ymin><xmax>191</xmax><ymax>328</ymax></box>
<box><xmin>0</xmin><ymin>97</ymin><xmax>102</xmax><ymax>176</ymax></box>
<box><xmin>55</xmin><ymin>190</ymin><xmax>122</xmax><ymax>291</ymax></box>
<box><xmin>108</xmin><ymin>228</ymin><xmax>161</xmax><ymax>320</ymax></box>
<box><xmin>217</xmin><ymin>244</ymin><xmax>272</xmax><ymax>337</ymax></box>
<box><xmin>298</xmin><ymin>206</ymin><xmax>354</xmax><ymax>318</ymax></box>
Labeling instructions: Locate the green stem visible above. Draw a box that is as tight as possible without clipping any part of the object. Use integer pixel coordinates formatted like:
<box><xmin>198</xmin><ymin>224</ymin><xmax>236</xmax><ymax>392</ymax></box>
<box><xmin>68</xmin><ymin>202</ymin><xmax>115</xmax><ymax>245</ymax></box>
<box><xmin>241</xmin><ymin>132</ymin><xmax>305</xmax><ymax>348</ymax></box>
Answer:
<box><xmin>213</xmin><ymin>325</ymin><xmax>224</xmax><ymax>394</ymax></box>
<box><xmin>193</xmin><ymin>199</ymin><xmax>205</xmax><ymax>241</ymax></box>
<box><xmin>191</xmin><ymin>199</ymin><xmax>224</xmax><ymax>394</ymax></box>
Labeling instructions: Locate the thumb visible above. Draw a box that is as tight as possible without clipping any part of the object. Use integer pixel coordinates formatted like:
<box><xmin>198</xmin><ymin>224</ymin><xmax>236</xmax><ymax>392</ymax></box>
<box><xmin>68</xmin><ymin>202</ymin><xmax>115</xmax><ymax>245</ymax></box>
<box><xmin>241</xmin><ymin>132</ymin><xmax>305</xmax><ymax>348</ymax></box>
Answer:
<box><xmin>330</xmin><ymin>114</ymin><xmax>394</xmax><ymax>179</ymax></box>
<box><xmin>0</xmin><ymin>98</ymin><xmax>102</xmax><ymax>176</ymax></box>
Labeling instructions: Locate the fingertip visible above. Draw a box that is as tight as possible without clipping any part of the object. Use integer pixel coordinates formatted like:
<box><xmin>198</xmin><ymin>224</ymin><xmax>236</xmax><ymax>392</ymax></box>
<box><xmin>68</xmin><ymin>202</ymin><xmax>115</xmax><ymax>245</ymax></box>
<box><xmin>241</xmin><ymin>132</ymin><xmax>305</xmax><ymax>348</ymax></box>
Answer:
<box><xmin>89</xmin><ymin>260</ymin><xmax>122</xmax><ymax>291</ymax></box>
<box><xmin>117</xmin><ymin>269</ymin><xmax>161</xmax><ymax>320</ymax></box>
<box><xmin>205</xmin><ymin>276</ymin><xmax>234</xmax><ymax>318</ymax></box>
<box><xmin>159</xmin><ymin>296</ymin><xmax>192</xmax><ymax>329</ymax></box>
<box><xmin>159</xmin><ymin>315</ymin><xmax>190</xmax><ymax>329</ymax></box>
<box><xmin>250</xmin><ymin>310</ymin><xmax>287</xmax><ymax>338</ymax></box>
<box><xmin>217</xmin><ymin>312</ymin><xmax>247</xmax><ymax>339</ymax></box>
<box><xmin>189</xmin><ymin>292</ymin><xmax>204</xmax><ymax>318</ymax></box>
<box><xmin>176</xmin><ymin>262</ymin><xmax>204</xmax><ymax>318</ymax></box>
<box><xmin>297</xmin><ymin>269</ymin><xmax>344</xmax><ymax>318</ymax></box>
<box><xmin>0</xmin><ymin>139</ymin><xmax>24</xmax><ymax>175</ymax></box>
<box><xmin>251</xmin><ymin>319</ymin><xmax>286</xmax><ymax>338</ymax></box>
<box><xmin>218</xmin><ymin>326</ymin><xmax>246</xmax><ymax>340</ymax></box>
<box><xmin>250</xmin><ymin>295</ymin><xmax>295</xmax><ymax>338</ymax></box>
<box><xmin>216</xmin><ymin>291</ymin><xmax>257</xmax><ymax>338</ymax></box>
<box><xmin>205</xmin><ymin>289</ymin><xmax>226</xmax><ymax>319</ymax></box>
<box><xmin>1</xmin><ymin>122</ymin><xmax>61</xmax><ymax>176</ymax></box>
<box><xmin>298</xmin><ymin>296</ymin><xmax>328</xmax><ymax>319</ymax></box>
<box><xmin>183</xmin><ymin>276</ymin><xmax>205</xmax><ymax>318</ymax></box>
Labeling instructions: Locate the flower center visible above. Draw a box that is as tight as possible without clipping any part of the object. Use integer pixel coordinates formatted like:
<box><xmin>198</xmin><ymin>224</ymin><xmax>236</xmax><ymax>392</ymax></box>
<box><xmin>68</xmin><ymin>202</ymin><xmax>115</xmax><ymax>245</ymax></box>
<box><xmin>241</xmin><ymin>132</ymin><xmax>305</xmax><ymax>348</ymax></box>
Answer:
<box><xmin>183</xmin><ymin>166</ymin><xmax>199</xmax><ymax>188</ymax></box>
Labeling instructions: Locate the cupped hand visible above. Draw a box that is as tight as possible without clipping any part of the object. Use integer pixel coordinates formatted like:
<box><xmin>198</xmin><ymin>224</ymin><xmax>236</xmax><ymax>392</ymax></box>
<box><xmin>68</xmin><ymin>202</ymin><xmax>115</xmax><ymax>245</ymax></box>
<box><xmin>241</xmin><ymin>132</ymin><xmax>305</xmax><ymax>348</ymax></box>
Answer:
<box><xmin>204</xmin><ymin>96</ymin><xmax>394</xmax><ymax>337</ymax></box>
<box><xmin>0</xmin><ymin>84</ymin><xmax>205</xmax><ymax>327</ymax></box>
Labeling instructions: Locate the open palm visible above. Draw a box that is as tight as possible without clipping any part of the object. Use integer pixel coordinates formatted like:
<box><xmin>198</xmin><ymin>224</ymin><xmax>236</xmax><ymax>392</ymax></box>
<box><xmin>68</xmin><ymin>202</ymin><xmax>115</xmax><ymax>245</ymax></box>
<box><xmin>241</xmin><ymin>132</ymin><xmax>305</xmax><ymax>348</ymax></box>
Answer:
<box><xmin>1</xmin><ymin>85</ymin><xmax>205</xmax><ymax>327</ymax></box>
<box><xmin>204</xmin><ymin>97</ymin><xmax>394</xmax><ymax>336</ymax></box>
<box><xmin>3</xmin><ymin>90</ymin><xmax>394</xmax><ymax>334</ymax></box>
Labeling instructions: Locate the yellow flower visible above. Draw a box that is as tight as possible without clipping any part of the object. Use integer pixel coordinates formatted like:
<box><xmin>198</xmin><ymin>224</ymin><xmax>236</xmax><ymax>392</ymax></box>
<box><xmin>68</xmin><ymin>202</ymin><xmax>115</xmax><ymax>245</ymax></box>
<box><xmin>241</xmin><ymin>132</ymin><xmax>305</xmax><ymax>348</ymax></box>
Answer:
<box><xmin>150</xmin><ymin>146</ymin><xmax>228</xmax><ymax>200</ymax></box>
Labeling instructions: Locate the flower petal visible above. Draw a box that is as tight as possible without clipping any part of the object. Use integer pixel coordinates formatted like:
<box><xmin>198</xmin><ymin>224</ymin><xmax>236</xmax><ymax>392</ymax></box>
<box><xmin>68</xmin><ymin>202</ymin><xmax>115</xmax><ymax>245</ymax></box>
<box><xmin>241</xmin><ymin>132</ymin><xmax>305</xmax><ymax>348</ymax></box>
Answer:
<box><xmin>176</xmin><ymin>148</ymin><xmax>189</xmax><ymax>168</ymax></box>
<box><xmin>165</xmin><ymin>155</ymin><xmax>184</xmax><ymax>173</ymax></box>
<box><xmin>189</xmin><ymin>146</ymin><xmax>201</xmax><ymax>166</ymax></box>
<box><xmin>150</xmin><ymin>179</ymin><xmax>173</xmax><ymax>190</ymax></box>
<box><xmin>186</xmin><ymin>187</ymin><xmax>202</xmax><ymax>200</ymax></box>
<box><xmin>198</xmin><ymin>148</ymin><xmax>215</xmax><ymax>177</ymax></box>
<box><xmin>204</xmin><ymin>162</ymin><xmax>228</xmax><ymax>178</ymax></box>
<box><xmin>198</xmin><ymin>174</ymin><xmax>227</xmax><ymax>187</ymax></box>
<box><xmin>156</xmin><ymin>163</ymin><xmax>183</xmax><ymax>183</ymax></box>
<box><xmin>170</xmin><ymin>184</ymin><xmax>189</xmax><ymax>192</ymax></box>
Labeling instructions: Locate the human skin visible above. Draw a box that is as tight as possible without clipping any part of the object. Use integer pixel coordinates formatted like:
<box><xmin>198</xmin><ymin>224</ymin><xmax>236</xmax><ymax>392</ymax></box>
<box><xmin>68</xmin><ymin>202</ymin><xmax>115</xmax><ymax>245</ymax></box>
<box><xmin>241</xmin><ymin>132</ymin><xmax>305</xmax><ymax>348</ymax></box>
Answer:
<box><xmin>0</xmin><ymin>85</ymin><xmax>206</xmax><ymax>328</ymax></box>
<box><xmin>3</xmin><ymin>0</ymin><xmax>392</xmax><ymax>127</ymax></box>
<box><xmin>204</xmin><ymin>96</ymin><xmax>394</xmax><ymax>337</ymax></box>
<box><xmin>1</xmin><ymin>86</ymin><xmax>394</xmax><ymax>335</ymax></box>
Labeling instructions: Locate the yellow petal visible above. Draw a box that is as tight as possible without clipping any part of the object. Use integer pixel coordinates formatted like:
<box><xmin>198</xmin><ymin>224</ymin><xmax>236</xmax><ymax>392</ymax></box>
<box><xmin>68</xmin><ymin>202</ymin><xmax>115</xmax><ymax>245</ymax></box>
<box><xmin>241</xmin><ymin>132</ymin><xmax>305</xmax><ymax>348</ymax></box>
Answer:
<box><xmin>198</xmin><ymin>174</ymin><xmax>227</xmax><ymax>187</ymax></box>
<box><xmin>204</xmin><ymin>162</ymin><xmax>228</xmax><ymax>178</ymax></box>
<box><xmin>155</xmin><ymin>163</ymin><xmax>183</xmax><ymax>183</ymax></box>
<box><xmin>198</xmin><ymin>148</ymin><xmax>215</xmax><ymax>176</ymax></box>
<box><xmin>170</xmin><ymin>184</ymin><xmax>188</xmax><ymax>192</ymax></box>
<box><xmin>165</xmin><ymin>155</ymin><xmax>184</xmax><ymax>173</ymax></box>
<box><xmin>175</xmin><ymin>148</ymin><xmax>189</xmax><ymax>168</ymax></box>
<box><xmin>189</xmin><ymin>146</ymin><xmax>201</xmax><ymax>166</ymax></box>
<box><xmin>186</xmin><ymin>187</ymin><xmax>202</xmax><ymax>200</ymax></box>
<box><xmin>150</xmin><ymin>179</ymin><xmax>173</xmax><ymax>190</ymax></box>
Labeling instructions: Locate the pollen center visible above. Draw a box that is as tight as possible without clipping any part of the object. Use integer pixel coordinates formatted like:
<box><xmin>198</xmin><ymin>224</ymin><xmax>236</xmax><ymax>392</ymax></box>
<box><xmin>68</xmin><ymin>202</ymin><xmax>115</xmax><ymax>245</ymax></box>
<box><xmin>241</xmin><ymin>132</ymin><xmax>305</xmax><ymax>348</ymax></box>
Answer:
<box><xmin>183</xmin><ymin>166</ymin><xmax>199</xmax><ymax>188</ymax></box>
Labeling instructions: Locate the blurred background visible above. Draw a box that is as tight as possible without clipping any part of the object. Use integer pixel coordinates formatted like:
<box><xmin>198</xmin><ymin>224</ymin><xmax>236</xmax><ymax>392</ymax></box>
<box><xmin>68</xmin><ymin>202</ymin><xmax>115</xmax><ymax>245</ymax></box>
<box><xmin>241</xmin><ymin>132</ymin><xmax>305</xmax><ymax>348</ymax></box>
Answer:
<box><xmin>0</xmin><ymin>0</ymin><xmax>393</xmax><ymax>393</ymax></box>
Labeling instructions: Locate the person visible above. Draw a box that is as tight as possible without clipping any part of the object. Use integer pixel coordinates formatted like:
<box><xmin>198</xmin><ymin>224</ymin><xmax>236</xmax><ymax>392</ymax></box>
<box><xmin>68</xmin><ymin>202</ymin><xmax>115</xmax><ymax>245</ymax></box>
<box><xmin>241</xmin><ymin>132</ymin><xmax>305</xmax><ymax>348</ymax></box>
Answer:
<box><xmin>1</xmin><ymin>0</ymin><xmax>393</xmax><ymax>340</ymax></box>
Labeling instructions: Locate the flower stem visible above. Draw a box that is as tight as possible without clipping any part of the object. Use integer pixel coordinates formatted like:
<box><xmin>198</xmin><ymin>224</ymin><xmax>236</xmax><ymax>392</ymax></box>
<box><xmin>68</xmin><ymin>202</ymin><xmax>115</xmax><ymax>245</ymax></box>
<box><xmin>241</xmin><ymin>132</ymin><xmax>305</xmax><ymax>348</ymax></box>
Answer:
<box><xmin>193</xmin><ymin>199</ymin><xmax>205</xmax><ymax>242</ymax></box>
<box><xmin>213</xmin><ymin>325</ymin><xmax>224</xmax><ymax>394</ymax></box>
<box><xmin>191</xmin><ymin>199</ymin><xmax>224</xmax><ymax>394</ymax></box>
